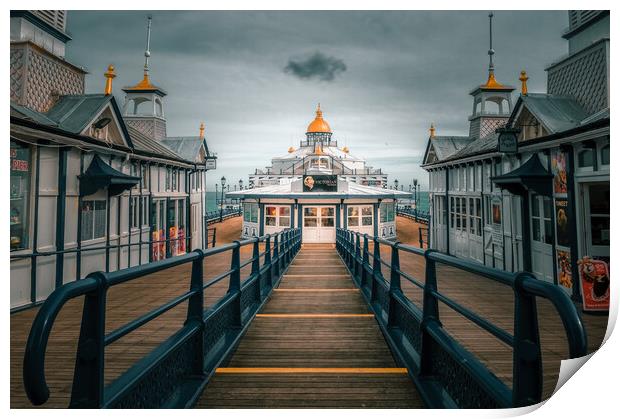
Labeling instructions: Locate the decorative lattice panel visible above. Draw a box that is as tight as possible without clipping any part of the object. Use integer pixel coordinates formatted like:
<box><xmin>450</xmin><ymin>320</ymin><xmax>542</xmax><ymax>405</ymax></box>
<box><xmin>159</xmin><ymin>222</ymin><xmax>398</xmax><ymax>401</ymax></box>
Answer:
<box><xmin>479</xmin><ymin>117</ymin><xmax>507</xmax><ymax>140</ymax></box>
<box><xmin>23</xmin><ymin>45</ymin><xmax>84</xmax><ymax>112</ymax></box>
<box><xmin>10</xmin><ymin>46</ymin><xmax>25</xmax><ymax>102</ymax></box>
<box><xmin>548</xmin><ymin>43</ymin><xmax>608</xmax><ymax>115</ymax></box>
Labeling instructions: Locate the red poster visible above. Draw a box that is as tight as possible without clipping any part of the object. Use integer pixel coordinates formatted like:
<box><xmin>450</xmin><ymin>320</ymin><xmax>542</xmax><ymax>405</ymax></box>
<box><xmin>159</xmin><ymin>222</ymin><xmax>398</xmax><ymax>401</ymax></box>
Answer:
<box><xmin>169</xmin><ymin>226</ymin><xmax>178</xmax><ymax>256</ymax></box>
<box><xmin>178</xmin><ymin>228</ymin><xmax>186</xmax><ymax>254</ymax></box>
<box><xmin>556</xmin><ymin>250</ymin><xmax>572</xmax><ymax>291</ymax></box>
<box><xmin>578</xmin><ymin>257</ymin><xmax>610</xmax><ymax>311</ymax></box>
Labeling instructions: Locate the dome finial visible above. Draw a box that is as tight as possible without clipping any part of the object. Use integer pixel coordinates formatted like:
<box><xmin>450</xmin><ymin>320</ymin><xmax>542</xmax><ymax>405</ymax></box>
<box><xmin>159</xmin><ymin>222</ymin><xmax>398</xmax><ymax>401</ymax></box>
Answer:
<box><xmin>429</xmin><ymin>123</ymin><xmax>436</xmax><ymax>138</ymax></box>
<box><xmin>104</xmin><ymin>64</ymin><xmax>116</xmax><ymax>95</ymax></box>
<box><xmin>199</xmin><ymin>122</ymin><xmax>205</xmax><ymax>139</ymax></box>
<box><xmin>519</xmin><ymin>70</ymin><xmax>529</xmax><ymax>95</ymax></box>
<box><xmin>307</xmin><ymin>104</ymin><xmax>331</xmax><ymax>133</ymax></box>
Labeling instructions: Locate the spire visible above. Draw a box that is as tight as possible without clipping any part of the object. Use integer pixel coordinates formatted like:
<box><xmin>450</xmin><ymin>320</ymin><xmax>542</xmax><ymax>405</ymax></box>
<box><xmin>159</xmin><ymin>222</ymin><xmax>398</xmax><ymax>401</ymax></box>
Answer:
<box><xmin>126</xmin><ymin>16</ymin><xmax>159</xmax><ymax>91</ymax></box>
<box><xmin>482</xmin><ymin>12</ymin><xmax>504</xmax><ymax>89</ymax></box>
<box><xmin>316</xmin><ymin>103</ymin><xmax>322</xmax><ymax>118</ymax></box>
<box><xmin>519</xmin><ymin>70</ymin><xmax>529</xmax><ymax>95</ymax></box>
<box><xmin>429</xmin><ymin>123</ymin><xmax>436</xmax><ymax>138</ymax></box>
<box><xmin>199</xmin><ymin>122</ymin><xmax>205</xmax><ymax>140</ymax></box>
<box><xmin>104</xmin><ymin>64</ymin><xmax>116</xmax><ymax>95</ymax></box>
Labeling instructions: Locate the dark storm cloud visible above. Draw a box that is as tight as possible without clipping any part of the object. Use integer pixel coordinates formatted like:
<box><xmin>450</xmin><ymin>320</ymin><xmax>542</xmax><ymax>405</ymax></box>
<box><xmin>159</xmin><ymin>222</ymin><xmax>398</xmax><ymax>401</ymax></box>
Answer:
<box><xmin>284</xmin><ymin>52</ymin><xmax>347</xmax><ymax>81</ymax></box>
<box><xmin>64</xmin><ymin>10</ymin><xmax>568</xmax><ymax>188</ymax></box>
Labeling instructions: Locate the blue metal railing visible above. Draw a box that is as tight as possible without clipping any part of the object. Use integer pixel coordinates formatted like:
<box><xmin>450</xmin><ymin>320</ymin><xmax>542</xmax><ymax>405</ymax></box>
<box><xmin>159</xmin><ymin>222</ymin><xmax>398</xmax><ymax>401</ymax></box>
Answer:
<box><xmin>396</xmin><ymin>205</ymin><xmax>430</xmax><ymax>224</ymax></box>
<box><xmin>205</xmin><ymin>208</ymin><xmax>242</xmax><ymax>225</ymax></box>
<box><xmin>336</xmin><ymin>229</ymin><xmax>587</xmax><ymax>408</ymax></box>
<box><xmin>23</xmin><ymin>228</ymin><xmax>301</xmax><ymax>408</ymax></box>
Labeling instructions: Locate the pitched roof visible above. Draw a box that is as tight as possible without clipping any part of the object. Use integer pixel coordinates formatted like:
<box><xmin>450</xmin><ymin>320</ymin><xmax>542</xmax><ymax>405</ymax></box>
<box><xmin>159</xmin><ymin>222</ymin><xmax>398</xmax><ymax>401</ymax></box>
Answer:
<box><xmin>127</xmin><ymin>126</ymin><xmax>185</xmax><ymax>161</ymax></box>
<box><xmin>161</xmin><ymin>137</ymin><xmax>208</xmax><ymax>162</ymax></box>
<box><xmin>515</xmin><ymin>93</ymin><xmax>588</xmax><ymax>134</ymax></box>
<box><xmin>428</xmin><ymin>136</ymin><xmax>472</xmax><ymax>161</ymax></box>
<box><xmin>10</xmin><ymin>102</ymin><xmax>57</xmax><ymax>126</ymax></box>
<box><xmin>45</xmin><ymin>94</ymin><xmax>112</xmax><ymax>133</ymax></box>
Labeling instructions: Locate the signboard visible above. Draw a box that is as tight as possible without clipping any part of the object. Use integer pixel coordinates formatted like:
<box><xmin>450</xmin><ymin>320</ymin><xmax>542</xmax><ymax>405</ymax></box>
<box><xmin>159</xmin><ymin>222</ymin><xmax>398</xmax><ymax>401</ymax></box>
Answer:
<box><xmin>303</xmin><ymin>175</ymin><xmax>337</xmax><ymax>192</ymax></box>
<box><xmin>578</xmin><ymin>257</ymin><xmax>610</xmax><ymax>311</ymax></box>
<box><xmin>556</xmin><ymin>249</ymin><xmax>572</xmax><ymax>291</ymax></box>
<box><xmin>551</xmin><ymin>149</ymin><xmax>568</xmax><ymax>194</ymax></box>
<box><xmin>497</xmin><ymin>128</ymin><xmax>519</xmax><ymax>154</ymax></box>
<box><xmin>555</xmin><ymin>199</ymin><xmax>570</xmax><ymax>247</ymax></box>
<box><xmin>205</xmin><ymin>158</ymin><xmax>217</xmax><ymax>170</ymax></box>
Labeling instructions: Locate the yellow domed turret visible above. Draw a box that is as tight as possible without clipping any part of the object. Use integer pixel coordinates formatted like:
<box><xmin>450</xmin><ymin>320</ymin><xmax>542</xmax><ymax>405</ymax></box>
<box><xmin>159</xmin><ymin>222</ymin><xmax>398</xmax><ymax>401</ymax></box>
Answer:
<box><xmin>306</xmin><ymin>103</ymin><xmax>332</xmax><ymax>133</ymax></box>
<box><xmin>342</xmin><ymin>146</ymin><xmax>349</xmax><ymax>154</ymax></box>
<box><xmin>288</xmin><ymin>146</ymin><xmax>295</xmax><ymax>153</ymax></box>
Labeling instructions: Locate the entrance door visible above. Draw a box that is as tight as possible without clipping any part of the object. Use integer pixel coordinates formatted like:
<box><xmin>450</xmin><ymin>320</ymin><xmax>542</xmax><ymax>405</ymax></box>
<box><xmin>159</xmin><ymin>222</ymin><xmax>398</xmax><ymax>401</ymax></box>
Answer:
<box><xmin>302</xmin><ymin>206</ymin><xmax>336</xmax><ymax>243</ymax></box>
<box><xmin>530</xmin><ymin>194</ymin><xmax>554</xmax><ymax>282</ymax></box>
<box><xmin>582</xmin><ymin>183</ymin><xmax>610</xmax><ymax>262</ymax></box>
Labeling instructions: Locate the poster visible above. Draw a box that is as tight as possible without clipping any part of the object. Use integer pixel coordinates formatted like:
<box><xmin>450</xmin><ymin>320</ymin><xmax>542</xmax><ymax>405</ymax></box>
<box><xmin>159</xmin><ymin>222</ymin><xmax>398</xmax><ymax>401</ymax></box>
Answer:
<box><xmin>578</xmin><ymin>257</ymin><xmax>610</xmax><ymax>311</ymax></box>
<box><xmin>303</xmin><ymin>175</ymin><xmax>337</xmax><ymax>192</ymax></box>
<box><xmin>169</xmin><ymin>226</ymin><xmax>178</xmax><ymax>256</ymax></box>
<box><xmin>178</xmin><ymin>228</ymin><xmax>186</xmax><ymax>255</ymax></box>
<box><xmin>555</xmin><ymin>199</ymin><xmax>570</xmax><ymax>247</ymax></box>
<box><xmin>152</xmin><ymin>229</ymin><xmax>165</xmax><ymax>261</ymax></box>
<box><xmin>551</xmin><ymin>149</ymin><xmax>568</xmax><ymax>194</ymax></box>
<box><xmin>556</xmin><ymin>249</ymin><xmax>572</xmax><ymax>290</ymax></box>
<box><xmin>491</xmin><ymin>196</ymin><xmax>503</xmax><ymax>246</ymax></box>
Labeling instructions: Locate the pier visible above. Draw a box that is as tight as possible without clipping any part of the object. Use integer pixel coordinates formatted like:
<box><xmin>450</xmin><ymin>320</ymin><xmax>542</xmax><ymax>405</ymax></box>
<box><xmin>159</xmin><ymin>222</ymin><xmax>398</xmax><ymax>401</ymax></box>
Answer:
<box><xmin>11</xmin><ymin>215</ymin><xmax>607</xmax><ymax>408</ymax></box>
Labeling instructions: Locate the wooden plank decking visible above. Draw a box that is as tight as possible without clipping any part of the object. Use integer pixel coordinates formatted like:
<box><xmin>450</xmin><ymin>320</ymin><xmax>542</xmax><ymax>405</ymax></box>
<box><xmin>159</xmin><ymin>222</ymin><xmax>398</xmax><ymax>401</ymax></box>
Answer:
<box><xmin>196</xmin><ymin>245</ymin><xmax>424</xmax><ymax>408</ymax></box>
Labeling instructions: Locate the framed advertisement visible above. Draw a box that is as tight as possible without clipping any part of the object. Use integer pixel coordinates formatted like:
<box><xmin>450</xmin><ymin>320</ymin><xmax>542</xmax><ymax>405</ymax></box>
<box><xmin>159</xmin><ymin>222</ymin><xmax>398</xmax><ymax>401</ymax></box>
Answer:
<box><xmin>556</xmin><ymin>249</ymin><xmax>572</xmax><ymax>291</ymax></box>
<box><xmin>555</xmin><ymin>199</ymin><xmax>570</xmax><ymax>247</ymax></box>
<box><xmin>551</xmin><ymin>149</ymin><xmax>568</xmax><ymax>194</ymax></box>
<box><xmin>578</xmin><ymin>257</ymin><xmax>610</xmax><ymax>311</ymax></box>
<box><xmin>491</xmin><ymin>196</ymin><xmax>503</xmax><ymax>246</ymax></box>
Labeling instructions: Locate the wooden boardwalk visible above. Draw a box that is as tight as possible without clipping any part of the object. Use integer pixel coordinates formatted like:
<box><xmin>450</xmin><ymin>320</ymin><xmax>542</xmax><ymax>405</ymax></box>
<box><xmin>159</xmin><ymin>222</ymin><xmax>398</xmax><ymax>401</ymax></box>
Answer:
<box><xmin>196</xmin><ymin>245</ymin><xmax>424</xmax><ymax>408</ymax></box>
<box><xmin>10</xmin><ymin>216</ymin><xmax>609</xmax><ymax>408</ymax></box>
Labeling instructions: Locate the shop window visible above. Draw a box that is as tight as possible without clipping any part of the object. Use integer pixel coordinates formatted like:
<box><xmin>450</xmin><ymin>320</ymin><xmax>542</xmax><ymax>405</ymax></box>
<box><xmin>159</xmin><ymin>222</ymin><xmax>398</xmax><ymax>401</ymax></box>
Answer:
<box><xmin>588</xmin><ymin>184</ymin><xmax>610</xmax><ymax>246</ymax></box>
<box><xmin>304</xmin><ymin>207</ymin><xmax>317</xmax><ymax>227</ymax></box>
<box><xmin>243</xmin><ymin>203</ymin><xmax>259</xmax><ymax>223</ymax></box>
<box><xmin>531</xmin><ymin>194</ymin><xmax>552</xmax><ymax>244</ymax></box>
<box><xmin>578</xmin><ymin>149</ymin><xmax>595</xmax><ymax>168</ymax></box>
<box><xmin>141</xmin><ymin>165</ymin><xmax>149</xmax><ymax>190</ymax></box>
<box><xmin>450</xmin><ymin>197</ymin><xmax>456</xmax><ymax>229</ymax></box>
<box><xmin>469</xmin><ymin>197</ymin><xmax>482</xmax><ymax>236</ymax></box>
<box><xmin>380</xmin><ymin>202</ymin><xmax>395</xmax><ymax>223</ymax></box>
<box><xmin>81</xmin><ymin>200</ymin><xmax>107</xmax><ymax>241</ymax></box>
<box><xmin>347</xmin><ymin>205</ymin><xmax>372</xmax><ymax>227</ymax></box>
<box><xmin>10</xmin><ymin>141</ymin><xmax>32</xmax><ymax>250</ymax></box>
<box><xmin>601</xmin><ymin>145</ymin><xmax>610</xmax><ymax>166</ymax></box>
<box><xmin>321</xmin><ymin>207</ymin><xmax>335</xmax><ymax>227</ymax></box>
<box><xmin>142</xmin><ymin>196</ymin><xmax>149</xmax><ymax>226</ymax></box>
<box><xmin>266</xmin><ymin>205</ymin><xmax>290</xmax><ymax>227</ymax></box>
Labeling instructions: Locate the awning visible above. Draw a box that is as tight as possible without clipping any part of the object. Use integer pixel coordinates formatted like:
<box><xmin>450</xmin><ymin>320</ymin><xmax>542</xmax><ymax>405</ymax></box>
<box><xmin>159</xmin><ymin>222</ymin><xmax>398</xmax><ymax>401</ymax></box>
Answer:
<box><xmin>78</xmin><ymin>154</ymin><xmax>140</xmax><ymax>196</ymax></box>
<box><xmin>491</xmin><ymin>154</ymin><xmax>553</xmax><ymax>196</ymax></box>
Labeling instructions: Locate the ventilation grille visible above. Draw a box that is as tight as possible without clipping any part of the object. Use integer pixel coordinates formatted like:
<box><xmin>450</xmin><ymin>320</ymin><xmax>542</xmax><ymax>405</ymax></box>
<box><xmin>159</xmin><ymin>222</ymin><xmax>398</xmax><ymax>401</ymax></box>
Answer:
<box><xmin>30</xmin><ymin>10</ymin><xmax>66</xmax><ymax>32</ymax></box>
<box><xmin>568</xmin><ymin>10</ymin><xmax>602</xmax><ymax>31</ymax></box>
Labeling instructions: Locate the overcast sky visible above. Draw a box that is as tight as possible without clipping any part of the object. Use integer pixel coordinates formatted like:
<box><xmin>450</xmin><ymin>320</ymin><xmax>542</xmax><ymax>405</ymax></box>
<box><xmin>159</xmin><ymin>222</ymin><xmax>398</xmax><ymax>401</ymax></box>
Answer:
<box><xmin>66</xmin><ymin>10</ymin><xmax>568</xmax><ymax>190</ymax></box>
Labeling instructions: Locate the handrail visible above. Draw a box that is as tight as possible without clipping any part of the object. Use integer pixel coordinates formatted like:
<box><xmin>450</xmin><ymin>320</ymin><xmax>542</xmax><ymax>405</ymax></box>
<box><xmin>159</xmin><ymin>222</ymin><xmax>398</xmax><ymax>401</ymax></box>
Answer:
<box><xmin>336</xmin><ymin>228</ymin><xmax>588</xmax><ymax>408</ymax></box>
<box><xmin>23</xmin><ymin>228</ymin><xmax>302</xmax><ymax>408</ymax></box>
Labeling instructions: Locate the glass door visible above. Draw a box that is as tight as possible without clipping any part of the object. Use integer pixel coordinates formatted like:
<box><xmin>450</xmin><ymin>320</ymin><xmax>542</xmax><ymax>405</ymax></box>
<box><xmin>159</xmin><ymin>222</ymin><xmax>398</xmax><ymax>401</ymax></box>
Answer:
<box><xmin>530</xmin><ymin>194</ymin><xmax>554</xmax><ymax>282</ymax></box>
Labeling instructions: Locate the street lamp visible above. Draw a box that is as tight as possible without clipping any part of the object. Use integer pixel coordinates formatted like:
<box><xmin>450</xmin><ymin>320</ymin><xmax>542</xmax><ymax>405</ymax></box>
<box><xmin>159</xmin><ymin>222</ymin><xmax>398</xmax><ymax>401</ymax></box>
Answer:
<box><xmin>394</xmin><ymin>179</ymin><xmax>399</xmax><ymax>191</ymax></box>
<box><xmin>219</xmin><ymin>176</ymin><xmax>226</xmax><ymax>222</ymax></box>
<box><xmin>412</xmin><ymin>178</ymin><xmax>418</xmax><ymax>222</ymax></box>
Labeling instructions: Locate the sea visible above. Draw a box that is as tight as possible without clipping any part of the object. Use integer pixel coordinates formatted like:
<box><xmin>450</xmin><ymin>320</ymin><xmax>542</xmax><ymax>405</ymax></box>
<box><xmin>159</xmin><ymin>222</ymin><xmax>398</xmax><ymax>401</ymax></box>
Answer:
<box><xmin>206</xmin><ymin>191</ymin><xmax>430</xmax><ymax>213</ymax></box>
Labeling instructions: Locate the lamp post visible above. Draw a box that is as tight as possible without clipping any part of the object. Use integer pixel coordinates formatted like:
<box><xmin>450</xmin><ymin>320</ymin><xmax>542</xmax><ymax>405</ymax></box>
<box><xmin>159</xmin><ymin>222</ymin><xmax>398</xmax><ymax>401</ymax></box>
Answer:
<box><xmin>413</xmin><ymin>178</ymin><xmax>418</xmax><ymax>222</ymax></box>
<box><xmin>394</xmin><ymin>179</ymin><xmax>399</xmax><ymax>191</ymax></box>
<box><xmin>219</xmin><ymin>176</ymin><xmax>226</xmax><ymax>222</ymax></box>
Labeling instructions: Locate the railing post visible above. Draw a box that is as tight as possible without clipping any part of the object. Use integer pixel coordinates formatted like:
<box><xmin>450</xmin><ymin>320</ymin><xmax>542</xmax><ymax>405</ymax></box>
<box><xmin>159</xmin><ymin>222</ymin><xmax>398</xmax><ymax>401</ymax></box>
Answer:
<box><xmin>251</xmin><ymin>239</ymin><xmax>261</xmax><ymax>302</ymax></box>
<box><xmin>348</xmin><ymin>231</ymin><xmax>354</xmax><ymax>268</ymax></box>
<box><xmin>69</xmin><ymin>271</ymin><xmax>108</xmax><ymax>408</ymax></box>
<box><xmin>388</xmin><ymin>243</ymin><xmax>402</xmax><ymax>328</ymax></box>
<box><xmin>354</xmin><ymin>233</ymin><xmax>361</xmax><ymax>283</ymax></box>
<box><xmin>272</xmin><ymin>234</ymin><xmax>280</xmax><ymax>279</ymax></box>
<box><xmin>185</xmin><ymin>249</ymin><xmax>206</xmax><ymax>376</ymax></box>
<box><xmin>371</xmin><ymin>237</ymin><xmax>381</xmax><ymax>302</ymax></box>
<box><xmin>512</xmin><ymin>273</ymin><xmax>543</xmax><ymax>407</ymax></box>
<box><xmin>228</xmin><ymin>241</ymin><xmax>242</xmax><ymax>328</ymax></box>
<box><xmin>212</xmin><ymin>227</ymin><xmax>217</xmax><ymax>248</ymax></box>
<box><xmin>264</xmin><ymin>235</ymin><xmax>272</xmax><ymax>291</ymax></box>
<box><xmin>419</xmin><ymin>226</ymin><xmax>423</xmax><ymax>248</ymax></box>
<box><xmin>420</xmin><ymin>250</ymin><xmax>440</xmax><ymax>377</ymax></box>
<box><xmin>361</xmin><ymin>235</ymin><xmax>369</xmax><ymax>289</ymax></box>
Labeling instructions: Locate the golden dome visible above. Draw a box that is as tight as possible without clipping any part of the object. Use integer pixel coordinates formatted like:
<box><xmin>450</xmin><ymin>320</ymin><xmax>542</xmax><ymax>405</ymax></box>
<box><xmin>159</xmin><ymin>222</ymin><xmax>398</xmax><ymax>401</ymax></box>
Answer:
<box><xmin>342</xmin><ymin>146</ymin><xmax>349</xmax><ymax>153</ymax></box>
<box><xmin>288</xmin><ymin>146</ymin><xmax>295</xmax><ymax>153</ymax></box>
<box><xmin>306</xmin><ymin>103</ymin><xmax>332</xmax><ymax>133</ymax></box>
